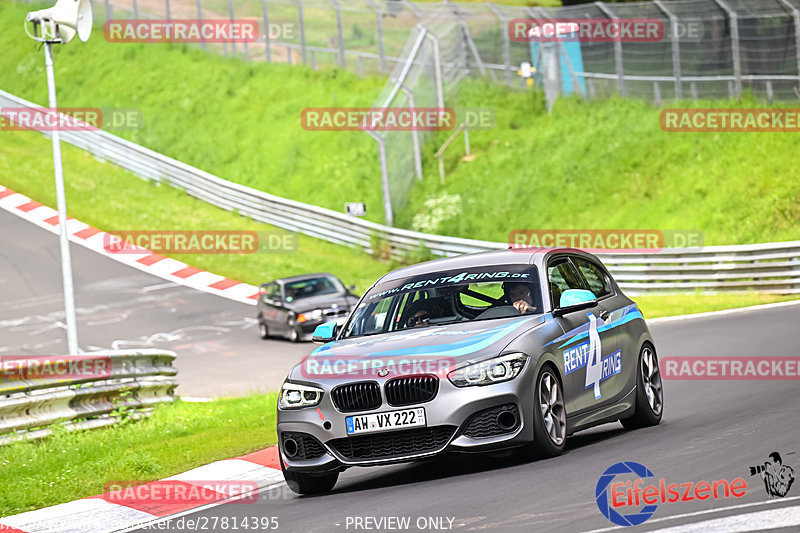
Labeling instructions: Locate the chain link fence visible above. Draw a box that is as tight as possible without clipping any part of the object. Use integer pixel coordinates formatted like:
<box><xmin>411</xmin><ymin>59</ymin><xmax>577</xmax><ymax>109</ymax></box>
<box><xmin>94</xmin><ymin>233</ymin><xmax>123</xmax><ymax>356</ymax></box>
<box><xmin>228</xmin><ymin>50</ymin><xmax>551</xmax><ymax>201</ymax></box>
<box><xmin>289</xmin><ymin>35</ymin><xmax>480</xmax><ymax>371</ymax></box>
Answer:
<box><xmin>93</xmin><ymin>0</ymin><xmax>800</xmax><ymax>221</ymax></box>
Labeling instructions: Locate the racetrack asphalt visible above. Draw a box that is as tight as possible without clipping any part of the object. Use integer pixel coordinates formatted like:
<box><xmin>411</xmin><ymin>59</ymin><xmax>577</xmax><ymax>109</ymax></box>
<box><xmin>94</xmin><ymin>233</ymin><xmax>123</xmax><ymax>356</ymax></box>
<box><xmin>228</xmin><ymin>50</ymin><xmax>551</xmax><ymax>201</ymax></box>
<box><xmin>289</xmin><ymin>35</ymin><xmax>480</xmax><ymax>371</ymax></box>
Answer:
<box><xmin>2</xmin><ymin>208</ymin><xmax>800</xmax><ymax>532</ymax></box>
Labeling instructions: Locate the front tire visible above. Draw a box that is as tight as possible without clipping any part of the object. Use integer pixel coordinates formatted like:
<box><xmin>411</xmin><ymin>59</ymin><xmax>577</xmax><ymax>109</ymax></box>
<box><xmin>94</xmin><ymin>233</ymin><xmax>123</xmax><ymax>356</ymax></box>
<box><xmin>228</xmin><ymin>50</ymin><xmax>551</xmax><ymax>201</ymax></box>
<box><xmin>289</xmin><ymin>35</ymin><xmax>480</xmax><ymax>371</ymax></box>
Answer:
<box><xmin>288</xmin><ymin>325</ymin><xmax>300</xmax><ymax>343</ymax></box>
<box><xmin>526</xmin><ymin>365</ymin><xmax>567</xmax><ymax>459</ymax></box>
<box><xmin>280</xmin><ymin>461</ymin><xmax>338</xmax><ymax>495</ymax></box>
<box><xmin>621</xmin><ymin>343</ymin><xmax>663</xmax><ymax>429</ymax></box>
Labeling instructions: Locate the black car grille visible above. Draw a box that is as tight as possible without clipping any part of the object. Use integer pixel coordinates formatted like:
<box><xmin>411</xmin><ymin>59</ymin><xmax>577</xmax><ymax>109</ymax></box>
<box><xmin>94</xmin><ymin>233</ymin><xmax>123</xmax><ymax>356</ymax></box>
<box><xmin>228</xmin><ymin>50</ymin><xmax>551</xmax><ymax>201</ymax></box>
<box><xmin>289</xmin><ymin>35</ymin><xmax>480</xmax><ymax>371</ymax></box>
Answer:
<box><xmin>328</xmin><ymin>426</ymin><xmax>456</xmax><ymax>461</ymax></box>
<box><xmin>463</xmin><ymin>404</ymin><xmax>520</xmax><ymax>438</ymax></box>
<box><xmin>281</xmin><ymin>432</ymin><xmax>326</xmax><ymax>460</ymax></box>
<box><xmin>385</xmin><ymin>375</ymin><xmax>439</xmax><ymax>406</ymax></box>
<box><xmin>324</xmin><ymin>307</ymin><xmax>349</xmax><ymax>320</ymax></box>
<box><xmin>331</xmin><ymin>382</ymin><xmax>381</xmax><ymax>412</ymax></box>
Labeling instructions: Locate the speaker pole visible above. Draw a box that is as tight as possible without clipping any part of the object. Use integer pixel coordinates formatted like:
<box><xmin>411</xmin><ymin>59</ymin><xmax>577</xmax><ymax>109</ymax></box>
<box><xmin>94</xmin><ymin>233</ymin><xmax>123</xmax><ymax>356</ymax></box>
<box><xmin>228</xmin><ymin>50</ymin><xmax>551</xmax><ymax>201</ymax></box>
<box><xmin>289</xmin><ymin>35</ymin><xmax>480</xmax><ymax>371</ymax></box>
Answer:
<box><xmin>43</xmin><ymin>41</ymin><xmax>80</xmax><ymax>355</ymax></box>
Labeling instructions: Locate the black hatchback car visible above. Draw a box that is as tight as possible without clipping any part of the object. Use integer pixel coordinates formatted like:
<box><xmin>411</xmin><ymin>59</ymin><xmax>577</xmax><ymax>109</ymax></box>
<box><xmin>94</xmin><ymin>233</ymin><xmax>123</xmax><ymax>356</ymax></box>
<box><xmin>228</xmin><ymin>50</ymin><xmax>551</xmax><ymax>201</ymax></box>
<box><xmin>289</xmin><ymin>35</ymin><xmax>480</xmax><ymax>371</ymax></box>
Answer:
<box><xmin>257</xmin><ymin>273</ymin><xmax>359</xmax><ymax>342</ymax></box>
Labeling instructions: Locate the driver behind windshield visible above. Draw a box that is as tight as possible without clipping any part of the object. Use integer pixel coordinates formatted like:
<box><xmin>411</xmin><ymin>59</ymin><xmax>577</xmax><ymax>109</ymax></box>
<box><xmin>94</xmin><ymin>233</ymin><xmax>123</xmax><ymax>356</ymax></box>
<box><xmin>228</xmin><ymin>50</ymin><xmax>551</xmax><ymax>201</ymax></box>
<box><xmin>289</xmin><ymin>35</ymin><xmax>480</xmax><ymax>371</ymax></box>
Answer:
<box><xmin>503</xmin><ymin>282</ymin><xmax>538</xmax><ymax>315</ymax></box>
<box><xmin>403</xmin><ymin>298</ymin><xmax>446</xmax><ymax>329</ymax></box>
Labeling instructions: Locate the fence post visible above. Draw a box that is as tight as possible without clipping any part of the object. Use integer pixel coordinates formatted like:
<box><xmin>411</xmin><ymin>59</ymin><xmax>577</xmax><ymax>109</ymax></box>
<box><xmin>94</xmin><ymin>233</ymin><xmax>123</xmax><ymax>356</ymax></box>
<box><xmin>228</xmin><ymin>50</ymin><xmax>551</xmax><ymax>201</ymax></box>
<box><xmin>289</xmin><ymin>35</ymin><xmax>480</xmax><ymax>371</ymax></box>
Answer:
<box><xmin>327</xmin><ymin>0</ymin><xmax>346</xmax><ymax>69</ymax></box>
<box><xmin>196</xmin><ymin>0</ymin><xmax>207</xmax><ymax>51</ymax></box>
<box><xmin>401</xmin><ymin>85</ymin><xmax>423</xmax><ymax>182</ymax></box>
<box><xmin>654</xmin><ymin>0</ymin><xmax>682</xmax><ymax>99</ymax></box>
<box><xmin>133</xmin><ymin>0</ymin><xmax>138</xmax><ymax>19</ymax></box>
<box><xmin>596</xmin><ymin>3</ymin><xmax>626</xmax><ymax>97</ymax></box>
<box><xmin>426</xmin><ymin>30</ymin><xmax>445</xmax><ymax>109</ymax></box>
<box><xmin>778</xmin><ymin>0</ymin><xmax>800</xmax><ymax>90</ymax></box>
<box><xmin>297</xmin><ymin>0</ymin><xmax>308</xmax><ymax>64</ymax></box>
<box><xmin>165</xmin><ymin>0</ymin><xmax>171</xmax><ymax>22</ymax></box>
<box><xmin>365</xmin><ymin>0</ymin><xmax>387</xmax><ymax>72</ymax></box>
<box><xmin>228</xmin><ymin>0</ymin><xmax>237</xmax><ymax>57</ymax></box>
<box><xmin>487</xmin><ymin>3</ymin><xmax>512</xmax><ymax>87</ymax></box>
<box><xmin>262</xmin><ymin>0</ymin><xmax>271</xmax><ymax>62</ymax></box>
<box><xmin>714</xmin><ymin>0</ymin><xmax>742</xmax><ymax>98</ymax></box>
<box><xmin>104</xmin><ymin>0</ymin><xmax>111</xmax><ymax>22</ymax></box>
<box><xmin>366</xmin><ymin>132</ymin><xmax>393</xmax><ymax>226</ymax></box>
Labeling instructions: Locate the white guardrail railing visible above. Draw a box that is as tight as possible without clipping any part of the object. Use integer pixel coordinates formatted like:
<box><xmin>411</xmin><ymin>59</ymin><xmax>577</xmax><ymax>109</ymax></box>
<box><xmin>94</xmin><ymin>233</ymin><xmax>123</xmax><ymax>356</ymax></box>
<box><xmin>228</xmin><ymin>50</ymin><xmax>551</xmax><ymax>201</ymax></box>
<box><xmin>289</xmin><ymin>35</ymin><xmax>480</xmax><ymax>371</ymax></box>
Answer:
<box><xmin>0</xmin><ymin>350</ymin><xmax>177</xmax><ymax>445</ymax></box>
<box><xmin>2</xmin><ymin>89</ymin><xmax>799</xmax><ymax>295</ymax></box>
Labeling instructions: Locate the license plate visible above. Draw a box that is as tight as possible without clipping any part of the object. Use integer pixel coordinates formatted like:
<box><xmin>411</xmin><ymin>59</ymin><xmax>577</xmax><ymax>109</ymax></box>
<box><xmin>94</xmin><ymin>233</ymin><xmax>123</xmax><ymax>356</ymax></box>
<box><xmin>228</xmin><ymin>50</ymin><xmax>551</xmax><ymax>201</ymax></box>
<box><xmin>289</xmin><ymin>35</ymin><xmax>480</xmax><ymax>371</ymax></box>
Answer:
<box><xmin>346</xmin><ymin>407</ymin><xmax>426</xmax><ymax>435</ymax></box>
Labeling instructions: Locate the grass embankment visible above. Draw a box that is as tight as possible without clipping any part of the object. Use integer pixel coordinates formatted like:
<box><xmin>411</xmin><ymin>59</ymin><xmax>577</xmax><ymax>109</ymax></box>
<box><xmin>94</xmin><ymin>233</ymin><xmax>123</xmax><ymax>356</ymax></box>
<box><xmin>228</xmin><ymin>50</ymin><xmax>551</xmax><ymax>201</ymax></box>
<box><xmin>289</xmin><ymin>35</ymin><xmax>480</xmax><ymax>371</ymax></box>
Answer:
<box><xmin>3</xmin><ymin>2</ymin><xmax>799</xmax><ymax>246</ymax></box>
<box><xmin>0</xmin><ymin>394</ymin><xmax>277</xmax><ymax>517</ymax></box>
<box><xmin>0</xmin><ymin>130</ymin><xmax>389</xmax><ymax>291</ymax></box>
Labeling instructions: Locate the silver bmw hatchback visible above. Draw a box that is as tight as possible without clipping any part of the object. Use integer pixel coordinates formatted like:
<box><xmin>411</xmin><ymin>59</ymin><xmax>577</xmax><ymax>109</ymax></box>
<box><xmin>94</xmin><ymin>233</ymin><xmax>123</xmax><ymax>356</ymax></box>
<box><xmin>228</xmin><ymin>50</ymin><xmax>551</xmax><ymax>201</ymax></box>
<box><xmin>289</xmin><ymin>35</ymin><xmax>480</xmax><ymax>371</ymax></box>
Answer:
<box><xmin>276</xmin><ymin>248</ymin><xmax>664</xmax><ymax>494</ymax></box>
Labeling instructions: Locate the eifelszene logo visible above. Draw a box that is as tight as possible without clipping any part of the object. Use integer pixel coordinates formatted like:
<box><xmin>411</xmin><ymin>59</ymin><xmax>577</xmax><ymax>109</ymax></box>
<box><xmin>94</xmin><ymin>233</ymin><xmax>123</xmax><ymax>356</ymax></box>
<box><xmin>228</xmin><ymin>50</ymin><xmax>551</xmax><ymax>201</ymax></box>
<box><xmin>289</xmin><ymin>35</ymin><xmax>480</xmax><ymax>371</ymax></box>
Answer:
<box><xmin>595</xmin><ymin>461</ymin><xmax>748</xmax><ymax>527</ymax></box>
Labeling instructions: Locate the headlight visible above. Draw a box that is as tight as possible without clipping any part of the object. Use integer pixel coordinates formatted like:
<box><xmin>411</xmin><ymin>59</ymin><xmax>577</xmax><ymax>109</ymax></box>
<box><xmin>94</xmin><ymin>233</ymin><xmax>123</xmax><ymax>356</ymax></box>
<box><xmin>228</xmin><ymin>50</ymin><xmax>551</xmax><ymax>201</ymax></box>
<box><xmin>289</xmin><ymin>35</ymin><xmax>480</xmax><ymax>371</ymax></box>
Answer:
<box><xmin>297</xmin><ymin>309</ymin><xmax>324</xmax><ymax>323</ymax></box>
<box><xmin>448</xmin><ymin>353</ymin><xmax>528</xmax><ymax>387</ymax></box>
<box><xmin>279</xmin><ymin>382</ymin><xmax>323</xmax><ymax>409</ymax></box>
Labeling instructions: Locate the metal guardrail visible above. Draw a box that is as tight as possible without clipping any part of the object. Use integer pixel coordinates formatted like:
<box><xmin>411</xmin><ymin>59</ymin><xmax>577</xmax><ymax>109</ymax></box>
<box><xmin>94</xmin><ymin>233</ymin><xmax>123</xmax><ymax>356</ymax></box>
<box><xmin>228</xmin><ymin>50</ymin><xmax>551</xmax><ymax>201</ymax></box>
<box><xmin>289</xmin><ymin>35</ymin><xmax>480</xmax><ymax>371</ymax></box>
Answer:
<box><xmin>2</xmin><ymin>88</ymin><xmax>799</xmax><ymax>295</ymax></box>
<box><xmin>0</xmin><ymin>350</ymin><xmax>178</xmax><ymax>445</ymax></box>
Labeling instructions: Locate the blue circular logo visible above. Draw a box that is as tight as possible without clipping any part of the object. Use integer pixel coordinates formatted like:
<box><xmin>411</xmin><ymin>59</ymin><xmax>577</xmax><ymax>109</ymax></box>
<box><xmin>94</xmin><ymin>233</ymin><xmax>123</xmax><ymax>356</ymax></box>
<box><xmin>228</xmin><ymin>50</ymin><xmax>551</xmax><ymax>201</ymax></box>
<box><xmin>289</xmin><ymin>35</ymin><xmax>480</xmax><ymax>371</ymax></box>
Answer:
<box><xmin>596</xmin><ymin>462</ymin><xmax>658</xmax><ymax>527</ymax></box>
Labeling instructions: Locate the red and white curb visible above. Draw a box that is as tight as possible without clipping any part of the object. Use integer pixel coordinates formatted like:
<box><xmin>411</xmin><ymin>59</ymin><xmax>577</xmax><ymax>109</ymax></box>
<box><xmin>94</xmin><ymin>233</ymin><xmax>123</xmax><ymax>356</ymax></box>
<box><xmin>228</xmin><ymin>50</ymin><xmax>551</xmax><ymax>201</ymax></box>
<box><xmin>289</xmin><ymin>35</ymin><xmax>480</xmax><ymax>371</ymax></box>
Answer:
<box><xmin>0</xmin><ymin>185</ymin><xmax>260</xmax><ymax>306</ymax></box>
<box><xmin>0</xmin><ymin>446</ymin><xmax>283</xmax><ymax>533</ymax></box>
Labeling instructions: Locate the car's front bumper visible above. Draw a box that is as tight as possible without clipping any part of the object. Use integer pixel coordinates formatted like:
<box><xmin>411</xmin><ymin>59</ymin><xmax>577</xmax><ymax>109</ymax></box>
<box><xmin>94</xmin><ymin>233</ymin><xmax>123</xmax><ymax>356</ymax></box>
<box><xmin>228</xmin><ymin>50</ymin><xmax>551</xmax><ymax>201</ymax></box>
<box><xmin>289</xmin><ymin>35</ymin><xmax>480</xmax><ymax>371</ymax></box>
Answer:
<box><xmin>276</xmin><ymin>361</ymin><xmax>539</xmax><ymax>472</ymax></box>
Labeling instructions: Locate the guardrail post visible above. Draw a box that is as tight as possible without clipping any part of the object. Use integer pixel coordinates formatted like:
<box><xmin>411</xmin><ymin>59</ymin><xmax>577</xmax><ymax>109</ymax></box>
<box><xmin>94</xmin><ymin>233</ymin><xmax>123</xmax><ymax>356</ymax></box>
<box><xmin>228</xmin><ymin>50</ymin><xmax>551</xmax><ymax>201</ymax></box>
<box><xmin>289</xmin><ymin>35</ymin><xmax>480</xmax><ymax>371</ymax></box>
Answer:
<box><xmin>714</xmin><ymin>0</ymin><xmax>742</xmax><ymax>98</ymax></box>
<box><xmin>654</xmin><ymin>0</ymin><xmax>682</xmax><ymax>99</ymax></box>
<box><xmin>133</xmin><ymin>0</ymin><xmax>138</xmax><ymax>19</ymax></box>
<box><xmin>297</xmin><ymin>0</ymin><xmax>308</xmax><ymax>64</ymax></box>
<box><xmin>262</xmin><ymin>0</ymin><xmax>271</xmax><ymax>62</ymax></box>
<box><xmin>104</xmin><ymin>0</ymin><xmax>112</xmax><ymax>22</ymax></box>
<box><xmin>596</xmin><ymin>3</ymin><xmax>626</xmax><ymax>97</ymax></box>
<box><xmin>165</xmin><ymin>0</ymin><xmax>171</xmax><ymax>22</ymax></box>
<box><xmin>487</xmin><ymin>3</ymin><xmax>512</xmax><ymax>87</ymax></box>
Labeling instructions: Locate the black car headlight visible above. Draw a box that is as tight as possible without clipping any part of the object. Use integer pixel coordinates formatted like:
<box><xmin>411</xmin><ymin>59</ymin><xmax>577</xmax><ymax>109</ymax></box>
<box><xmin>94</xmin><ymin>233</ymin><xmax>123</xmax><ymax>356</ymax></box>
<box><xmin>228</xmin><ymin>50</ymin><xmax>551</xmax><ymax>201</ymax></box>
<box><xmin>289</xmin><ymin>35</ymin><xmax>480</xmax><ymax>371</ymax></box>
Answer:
<box><xmin>447</xmin><ymin>353</ymin><xmax>528</xmax><ymax>387</ymax></box>
<box><xmin>279</xmin><ymin>382</ymin><xmax>324</xmax><ymax>409</ymax></box>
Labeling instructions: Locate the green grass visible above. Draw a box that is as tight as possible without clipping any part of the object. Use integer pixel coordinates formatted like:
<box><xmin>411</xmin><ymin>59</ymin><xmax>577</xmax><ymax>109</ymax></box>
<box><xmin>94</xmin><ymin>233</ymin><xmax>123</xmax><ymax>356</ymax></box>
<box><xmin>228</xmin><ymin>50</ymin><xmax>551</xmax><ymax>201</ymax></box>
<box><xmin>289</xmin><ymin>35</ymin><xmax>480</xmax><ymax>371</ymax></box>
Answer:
<box><xmin>0</xmin><ymin>394</ymin><xmax>278</xmax><ymax>517</ymax></box>
<box><xmin>401</xmin><ymin>81</ymin><xmax>800</xmax><ymax>245</ymax></box>
<box><xmin>635</xmin><ymin>292</ymin><xmax>799</xmax><ymax>319</ymax></box>
<box><xmin>0</xmin><ymin>129</ymin><xmax>391</xmax><ymax>292</ymax></box>
<box><xmin>3</xmin><ymin>2</ymin><xmax>798</xmax><ymax>247</ymax></box>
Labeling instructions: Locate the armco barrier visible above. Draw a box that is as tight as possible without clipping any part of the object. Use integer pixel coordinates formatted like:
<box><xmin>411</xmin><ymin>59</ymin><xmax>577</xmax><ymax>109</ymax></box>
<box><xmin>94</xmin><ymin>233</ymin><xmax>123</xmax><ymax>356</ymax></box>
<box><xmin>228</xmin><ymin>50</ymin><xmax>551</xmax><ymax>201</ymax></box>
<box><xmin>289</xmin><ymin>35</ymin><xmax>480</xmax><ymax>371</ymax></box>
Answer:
<box><xmin>0</xmin><ymin>350</ymin><xmax>178</xmax><ymax>445</ymax></box>
<box><xmin>2</xmin><ymin>88</ymin><xmax>799</xmax><ymax>295</ymax></box>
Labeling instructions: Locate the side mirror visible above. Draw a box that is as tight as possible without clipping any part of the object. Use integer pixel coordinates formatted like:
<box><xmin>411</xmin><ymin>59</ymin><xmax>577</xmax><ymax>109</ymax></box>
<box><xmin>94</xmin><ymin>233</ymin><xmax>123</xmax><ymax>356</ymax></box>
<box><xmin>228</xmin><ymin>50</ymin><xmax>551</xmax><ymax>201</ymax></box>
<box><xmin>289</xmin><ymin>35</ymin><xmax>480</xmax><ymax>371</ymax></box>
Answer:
<box><xmin>553</xmin><ymin>289</ymin><xmax>597</xmax><ymax>317</ymax></box>
<box><xmin>312</xmin><ymin>320</ymin><xmax>338</xmax><ymax>343</ymax></box>
<box><xmin>348</xmin><ymin>284</ymin><xmax>356</xmax><ymax>292</ymax></box>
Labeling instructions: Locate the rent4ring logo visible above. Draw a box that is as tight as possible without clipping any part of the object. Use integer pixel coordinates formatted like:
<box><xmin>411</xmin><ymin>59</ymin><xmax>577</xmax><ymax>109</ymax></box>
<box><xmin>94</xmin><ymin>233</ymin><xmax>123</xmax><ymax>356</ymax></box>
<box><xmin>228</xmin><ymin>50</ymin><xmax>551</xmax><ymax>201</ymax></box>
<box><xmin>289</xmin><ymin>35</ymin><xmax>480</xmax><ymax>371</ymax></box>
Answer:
<box><xmin>596</xmin><ymin>462</ymin><xmax>748</xmax><ymax>527</ymax></box>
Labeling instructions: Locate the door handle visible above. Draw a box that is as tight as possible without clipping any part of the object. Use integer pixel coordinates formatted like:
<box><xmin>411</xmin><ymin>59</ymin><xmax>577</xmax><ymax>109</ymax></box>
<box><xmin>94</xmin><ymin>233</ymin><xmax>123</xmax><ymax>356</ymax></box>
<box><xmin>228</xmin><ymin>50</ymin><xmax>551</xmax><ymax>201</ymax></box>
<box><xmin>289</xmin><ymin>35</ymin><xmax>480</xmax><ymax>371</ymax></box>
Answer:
<box><xmin>599</xmin><ymin>309</ymin><xmax>611</xmax><ymax>321</ymax></box>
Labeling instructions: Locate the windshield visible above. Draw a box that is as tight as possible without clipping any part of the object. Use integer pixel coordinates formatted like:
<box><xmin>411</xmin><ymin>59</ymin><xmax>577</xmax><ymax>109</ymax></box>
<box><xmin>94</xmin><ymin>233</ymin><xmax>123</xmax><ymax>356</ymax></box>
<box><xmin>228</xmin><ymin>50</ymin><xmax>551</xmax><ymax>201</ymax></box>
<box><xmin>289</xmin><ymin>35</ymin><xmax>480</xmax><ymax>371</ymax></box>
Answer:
<box><xmin>342</xmin><ymin>265</ymin><xmax>541</xmax><ymax>339</ymax></box>
<box><xmin>284</xmin><ymin>276</ymin><xmax>343</xmax><ymax>301</ymax></box>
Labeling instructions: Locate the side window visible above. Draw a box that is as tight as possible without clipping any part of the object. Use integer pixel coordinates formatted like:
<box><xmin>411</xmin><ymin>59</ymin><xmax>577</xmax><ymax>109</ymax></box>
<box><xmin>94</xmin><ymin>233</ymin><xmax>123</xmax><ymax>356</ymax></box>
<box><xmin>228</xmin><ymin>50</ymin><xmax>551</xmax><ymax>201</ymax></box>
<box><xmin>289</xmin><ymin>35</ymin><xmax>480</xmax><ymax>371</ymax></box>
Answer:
<box><xmin>264</xmin><ymin>283</ymin><xmax>279</xmax><ymax>300</ymax></box>
<box><xmin>547</xmin><ymin>259</ymin><xmax>585</xmax><ymax>306</ymax></box>
<box><xmin>459</xmin><ymin>283</ymin><xmax>503</xmax><ymax>308</ymax></box>
<box><xmin>574</xmin><ymin>258</ymin><xmax>611</xmax><ymax>297</ymax></box>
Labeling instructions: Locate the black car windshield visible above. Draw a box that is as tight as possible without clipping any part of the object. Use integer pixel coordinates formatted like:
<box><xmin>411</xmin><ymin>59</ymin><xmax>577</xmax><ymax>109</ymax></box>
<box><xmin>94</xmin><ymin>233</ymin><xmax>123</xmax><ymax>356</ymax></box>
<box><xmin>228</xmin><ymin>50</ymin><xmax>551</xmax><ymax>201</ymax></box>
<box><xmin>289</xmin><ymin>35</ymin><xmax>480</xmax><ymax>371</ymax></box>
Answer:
<box><xmin>342</xmin><ymin>265</ymin><xmax>541</xmax><ymax>339</ymax></box>
<box><xmin>284</xmin><ymin>276</ymin><xmax>343</xmax><ymax>302</ymax></box>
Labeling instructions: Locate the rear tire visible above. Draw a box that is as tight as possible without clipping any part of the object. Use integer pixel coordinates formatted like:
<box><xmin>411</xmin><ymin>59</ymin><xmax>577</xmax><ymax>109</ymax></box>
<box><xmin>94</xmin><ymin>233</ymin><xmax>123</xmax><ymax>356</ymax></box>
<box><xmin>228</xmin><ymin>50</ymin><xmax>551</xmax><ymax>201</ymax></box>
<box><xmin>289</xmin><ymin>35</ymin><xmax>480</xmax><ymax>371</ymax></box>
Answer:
<box><xmin>258</xmin><ymin>317</ymin><xmax>269</xmax><ymax>340</ymax></box>
<box><xmin>280</xmin><ymin>461</ymin><xmax>338</xmax><ymax>495</ymax></box>
<box><xmin>621</xmin><ymin>343</ymin><xmax>663</xmax><ymax>429</ymax></box>
<box><xmin>525</xmin><ymin>365</ymin><xmax>567</xmax><ymax>459</ymax></box>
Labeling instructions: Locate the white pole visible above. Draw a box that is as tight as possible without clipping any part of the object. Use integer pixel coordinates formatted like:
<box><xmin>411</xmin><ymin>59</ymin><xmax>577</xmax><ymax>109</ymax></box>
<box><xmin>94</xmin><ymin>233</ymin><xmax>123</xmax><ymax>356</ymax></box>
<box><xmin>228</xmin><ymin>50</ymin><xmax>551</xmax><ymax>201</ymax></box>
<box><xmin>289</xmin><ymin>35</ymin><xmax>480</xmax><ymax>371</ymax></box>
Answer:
<box><xmin>44</xmin><ymin>42</ymin><xmax>79</xmax><ymax>355</ymax></box>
